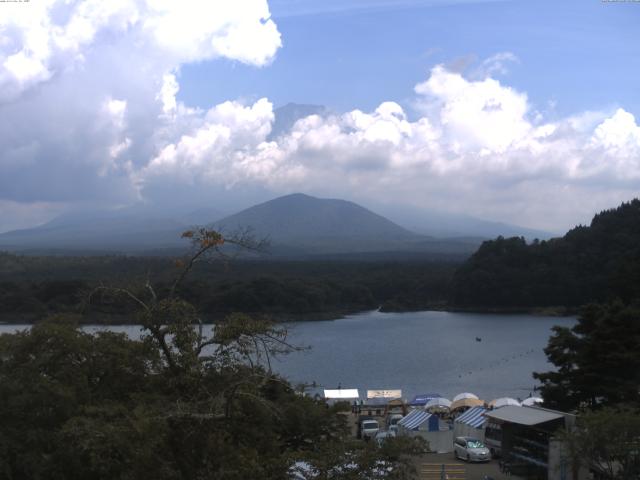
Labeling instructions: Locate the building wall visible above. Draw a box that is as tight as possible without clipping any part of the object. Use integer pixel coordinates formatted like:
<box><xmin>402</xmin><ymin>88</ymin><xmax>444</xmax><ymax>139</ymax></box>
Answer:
<box><xmin>548</xmin><ymin>438</ymin><xmax>590</xmax><ymax>480</ymax></box>
<box><xmin>453</xmin><ymin>422</ymin><xmax>485</xmax><ymax>442</ymax></box>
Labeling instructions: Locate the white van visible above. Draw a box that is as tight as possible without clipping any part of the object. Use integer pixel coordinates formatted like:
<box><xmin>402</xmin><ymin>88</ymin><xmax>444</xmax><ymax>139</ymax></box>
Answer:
<box><xmin>360</xmin><ymin>419</ymin><xmax>380</xmax><ymax>440</ymax></box>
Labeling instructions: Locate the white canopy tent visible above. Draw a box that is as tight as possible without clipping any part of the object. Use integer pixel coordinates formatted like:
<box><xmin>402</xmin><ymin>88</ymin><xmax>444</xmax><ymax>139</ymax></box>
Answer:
<box><xmin>452</xmin><ymin>392</ymin><xmax>479</xmax><ymax>402</ymax></box>
<box><xmin>424</xmin><ymin>397</ymin><xmax>452</xmax><ymax>412</ymax></box>
<box><xmin>489</xmin><ymin>397</ymin><xmax>521</xmax><ymax>408</ymax></box>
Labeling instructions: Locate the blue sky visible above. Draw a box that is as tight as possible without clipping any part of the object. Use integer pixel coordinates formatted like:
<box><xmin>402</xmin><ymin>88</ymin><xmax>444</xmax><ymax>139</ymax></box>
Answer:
<box><xmin>178</xmin><ymin>0</ymin><xmax>640</xmax><ymax>118</ymax></box>
<box><xmin>0</xmin><ymin>0</ymin><xmax>639</xmax><ymax>233</ymax></box>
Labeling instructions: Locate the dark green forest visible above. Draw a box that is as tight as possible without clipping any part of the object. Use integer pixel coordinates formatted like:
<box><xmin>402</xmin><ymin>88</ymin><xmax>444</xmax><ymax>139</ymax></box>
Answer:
<box><xmin>2</xmin><ymin>202</ymin><xmax>640</xmax><ymax>478</ymax></box>
<box><xmin>3</xmin><ymin>199</ymin><xmax>640</xmax><ymax>322</ymax></box>
<box><xmin>0</xmin><ymin>229</ymin><xmax>427</xmax><ymax>480</ymax></box>
<box><xmin>451</xmin><ymin>199</ymin><xmax>640</xmax><ymax>308</ymax></box>
<box><xmin>0</xmin><ymin>254</ymin><xmax>456</xmax><ymax>322</ymax></box>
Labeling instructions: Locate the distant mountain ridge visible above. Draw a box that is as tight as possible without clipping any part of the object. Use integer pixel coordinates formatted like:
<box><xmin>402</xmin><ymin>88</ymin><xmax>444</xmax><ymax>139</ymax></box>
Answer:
<box><xmin>0</xmin><ymin>192</ymin><xmax>546</xmax><ymax>258</ymax></box>
<box><xmin>215</xmin><ymin>193</ymin><xmax>416</xmax><ymax>240</ymax></box>
<box><xmin>0</xmin><ymin>206</ymin><xmax>225</xmax><ymax>254</ymax></box>
<box><xmin>372</xmin><ymin>204</ymin><xmax>554</xmax><ymax>240</ymax></box>
<box><xmin>213</xmin><ymin>193</ymin><xmax>440</xmax><ymax>255</ymax></box>
<box><xmin>0</xmin><ymin>193</ymin><xmax>480</xmax><ymax>257</ymax></box>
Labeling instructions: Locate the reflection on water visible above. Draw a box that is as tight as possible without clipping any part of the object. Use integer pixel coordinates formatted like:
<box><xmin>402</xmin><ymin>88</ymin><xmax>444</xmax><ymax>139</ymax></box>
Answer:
<box><xmin>0</xmin><ymin>310</ymin><xmax>574</xmax><ymax>402</ymax></box>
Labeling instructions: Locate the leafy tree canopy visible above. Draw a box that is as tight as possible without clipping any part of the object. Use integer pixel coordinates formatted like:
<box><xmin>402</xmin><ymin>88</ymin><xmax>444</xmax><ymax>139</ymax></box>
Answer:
<box><xmin>451</xmin><ymin>199</ymin><xmax>640</xmax><ymax>308</ymax></box>
<box><xmin>560</xmin><ymin>408</ymin><xmax>640</xmax><ymax>480</ymax></box>
<box><xmin>534</xmin><ymin>301</ymin><xmax>640</xmax><ymax>411</ymax></box>
<box><xmin>0</xmin><ymin>229</ymin><xmax>423</xmax><ymax>479</ymax></box>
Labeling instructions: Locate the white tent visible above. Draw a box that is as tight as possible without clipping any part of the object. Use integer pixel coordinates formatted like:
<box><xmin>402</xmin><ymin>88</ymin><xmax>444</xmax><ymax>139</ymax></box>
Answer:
<box><xmin>521</xmin><ymin>397</ymin><xmax>543</xmax><ymax>407</ymax></box>
<box><xmin>424</xmin><ymin>397</ymin><xmax>452</xmax><ymax>412</ymax></box>
<box><xmin>452</xmin><ymin>392</ymin><xmax>479</xmax><ymax>402</ymax></box>
<box><xmin>450</xmin><ymin>397</ymin><xmax>484</xmax><ymax>412</ymax></box>
<box><xmin>489</xmin><ymin>397</ymin><xmax>521</xmax><ymax>408</ymax></box>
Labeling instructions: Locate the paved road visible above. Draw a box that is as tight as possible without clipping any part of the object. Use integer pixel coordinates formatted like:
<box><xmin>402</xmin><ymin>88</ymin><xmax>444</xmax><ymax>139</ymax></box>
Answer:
<box><xmin>415</xmin><ymin>452</ymin><xmax>523</xmax><ymax>480</ymax></box>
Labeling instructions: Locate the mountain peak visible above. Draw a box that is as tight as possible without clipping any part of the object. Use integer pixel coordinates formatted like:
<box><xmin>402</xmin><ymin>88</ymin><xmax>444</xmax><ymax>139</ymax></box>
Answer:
<box><xmin>214</xmin><ymin>193</ymin><xmax>418</xmax><ymax>254</ymax></box>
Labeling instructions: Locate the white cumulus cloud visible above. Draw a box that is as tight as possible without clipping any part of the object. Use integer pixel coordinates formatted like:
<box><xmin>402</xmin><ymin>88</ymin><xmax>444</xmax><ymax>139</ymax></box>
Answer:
<box><xmin>1</xmin><ymin>1</ymin><xmax>639</xmax><ymax>233</ymax></box>
<box><xmin>0</xmin><ymin>0</ymin><xmax>281</xmax><ymax>229</ymax></box>
<box><xmin>137</xmin><ymin>64</ymin><xmax>640</xmax><ymax>230</ymax></box>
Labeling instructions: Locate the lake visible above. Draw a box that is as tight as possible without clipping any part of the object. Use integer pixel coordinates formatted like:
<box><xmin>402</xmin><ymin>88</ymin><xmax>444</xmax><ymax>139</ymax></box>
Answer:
<box><xmin>0</xmin><ymin>310</ymin><xmax>574</xmax><ymax>402</ymax></box>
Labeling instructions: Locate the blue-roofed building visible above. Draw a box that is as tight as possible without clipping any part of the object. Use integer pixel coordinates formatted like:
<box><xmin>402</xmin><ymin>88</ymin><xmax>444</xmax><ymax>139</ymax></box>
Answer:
<box><xmin>408</xmin><ymin>393</ymin><xmax>442</xmax><ymax>407</ymax></box>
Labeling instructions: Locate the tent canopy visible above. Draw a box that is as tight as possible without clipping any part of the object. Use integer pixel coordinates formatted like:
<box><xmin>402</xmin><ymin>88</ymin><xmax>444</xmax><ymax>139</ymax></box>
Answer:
<box><xmin>452</xmin><ymin>392</ymin><xmax>479</xmax><ymax>402</ymax></box>
<box><xmin>324</xmin><ymin>389</ymin><xmax>359</xmax><ymax>400</ymax></box>
<box><xmin>425</xmin><ymin>397</ymin><xmax>452</xmax><ymax>410</ymax></box>
<box><xmin>455</xmin><ymin>406</ymin><xmax>487</xmax><ymax>429</ymax></box>
<box><xmin>451</xmin><ymin>397</ymin><xmax>484</xmax><ymax>411</ymax></box>
<box><xmin>409</xmin><ymin>393</ymin><xmax>442</xmax><ymax>406</ymax></box>
<box><xmin>489</xmin><ymin>397</ymin><xmax>521</xmax><ymax>408</ymax></box>
<box><xmin>521</xmin><ymin>397</ymin><xmax>543</xmax><ymax>406</ymax></box>
<box><xmin>398</xmin><ymin>410</ymin><xmax>438</xmax><ymax>431</ymax></box>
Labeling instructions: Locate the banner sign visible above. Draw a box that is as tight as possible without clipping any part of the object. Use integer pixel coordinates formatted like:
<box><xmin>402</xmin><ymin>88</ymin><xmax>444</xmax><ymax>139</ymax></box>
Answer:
<box><xmin>367</xmin><ymin>389</ymin><xmax>402</xmax><ymax>399</ymax></box>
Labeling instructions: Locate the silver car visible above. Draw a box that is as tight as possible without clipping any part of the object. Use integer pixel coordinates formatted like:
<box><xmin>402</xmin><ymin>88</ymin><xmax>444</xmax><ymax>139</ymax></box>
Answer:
<box><xmin>453</xmin><ymin>436</ymin><xmax>491</xmax><ymax>462</ymax></box>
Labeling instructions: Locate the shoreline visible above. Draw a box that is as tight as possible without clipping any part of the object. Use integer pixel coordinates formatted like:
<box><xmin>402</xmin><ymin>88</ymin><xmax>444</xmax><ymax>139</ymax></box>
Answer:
<box><xmin>0</xmin><ymin>304</ymin><xmax>578</xmax><ymax>326</ymax></box>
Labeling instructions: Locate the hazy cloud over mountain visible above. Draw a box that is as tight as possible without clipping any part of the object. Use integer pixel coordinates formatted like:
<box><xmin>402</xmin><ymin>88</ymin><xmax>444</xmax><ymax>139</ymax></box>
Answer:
<box><xmin>1</xmin><ymin>0</ymin><xmax>639</xmax><ymax>233</ymax></box>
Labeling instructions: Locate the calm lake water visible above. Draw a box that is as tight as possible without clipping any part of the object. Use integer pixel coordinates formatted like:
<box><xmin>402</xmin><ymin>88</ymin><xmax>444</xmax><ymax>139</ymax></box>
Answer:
<box><xmin>0</xmin><ymin>310</ymin><xmax>575</xmax><ymax>402</ymax></box>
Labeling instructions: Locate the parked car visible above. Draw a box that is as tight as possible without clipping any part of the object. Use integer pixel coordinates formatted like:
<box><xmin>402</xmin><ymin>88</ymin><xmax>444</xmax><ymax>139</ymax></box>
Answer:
<box><xmin>453</xmin><ymin>436</ymin><xmax>491</xmax><ymax>462</ymax></box>
<box><xmin>387</xmin><ymin>413</ymin><xmax>403</xmax><ymax>428</ymax></box>
<box><xmin>386</xmin><ymin>413</ymin><xmax>403</xmax><ymax>436</ymax></box>
<box><xmin>357</xmin><ymin>416</ymin><xmax>380</xmax><ymax>440</ymax></box>
<box><xmin>374</xmin><ymin>430</ymin><xmax>396</xmax><ymax>446</ymax></box>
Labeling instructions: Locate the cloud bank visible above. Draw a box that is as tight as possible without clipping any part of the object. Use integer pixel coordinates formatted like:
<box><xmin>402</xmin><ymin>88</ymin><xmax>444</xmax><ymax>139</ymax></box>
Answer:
<box><xmin>1</xmin><ymin>1</ymin><xmax>639</xmax><ymax>232</ymax></box>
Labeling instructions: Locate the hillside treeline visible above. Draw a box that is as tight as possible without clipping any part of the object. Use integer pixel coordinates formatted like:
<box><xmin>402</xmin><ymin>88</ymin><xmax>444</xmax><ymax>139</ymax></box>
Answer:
<box><xmin>0</xmin><ymin>255</ymin><xmax>457</xmax><ymax>321</ymax></box>
<box><xmin>451</xmin><ymin>199</ymin><xmax>640</xmax><ymax>308</ymax></box>
<box><xmin>0</xmin><ymin>228</ymin><xmax>426</xmax><ymax>479</ymax></box>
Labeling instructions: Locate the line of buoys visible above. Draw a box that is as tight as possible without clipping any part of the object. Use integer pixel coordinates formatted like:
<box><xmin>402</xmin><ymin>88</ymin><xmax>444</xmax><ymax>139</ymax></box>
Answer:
<box><xmin>454</xmin><ymin>348</ymin><xmax>540</xmax><ymax>378</ymax></box>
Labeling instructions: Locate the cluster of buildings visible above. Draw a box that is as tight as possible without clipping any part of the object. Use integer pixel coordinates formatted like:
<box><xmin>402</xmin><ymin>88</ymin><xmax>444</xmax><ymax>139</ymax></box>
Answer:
<box><xmin>324</xmin><ymin>388</ymin><xmax>585</xmax><ymax>480</ymax></box>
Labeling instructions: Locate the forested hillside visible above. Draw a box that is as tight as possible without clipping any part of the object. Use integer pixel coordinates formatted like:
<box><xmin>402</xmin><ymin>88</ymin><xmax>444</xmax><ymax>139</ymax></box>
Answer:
<box><xmin>0</xmin><ymin>254</ymin><xmax>456</xmax><ymax>321</ymax></box>
<box><xmin>451</xmin><ymin>199</ymin><xmax>640</xmax><ymax>308</ymax></box>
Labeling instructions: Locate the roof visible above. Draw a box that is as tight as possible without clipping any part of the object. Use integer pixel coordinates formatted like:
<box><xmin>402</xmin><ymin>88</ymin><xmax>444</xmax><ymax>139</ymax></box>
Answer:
<box><xmin>398</xmin><ymin>410</ymin><xmax>432</xmax><ymax>430</ymax></box>
<box><xmin>484</xmin><ymin>406</ymin><xmax>564</xmax><ymax>426</ymax></box>
<box><xmin>452</xmin><ymin>392</ymin><xmax>479</xmax><ymax>402</ymax></box>
<box><xmin>451</xmin><ymin>397</ymin><xmax>484</xmax><ymax>410</ymax></box>
<box><xmin>455</xmin><ymin>406</ymin><xmax>487</xmax><ymax>429</ymax></box>
<box><xmin>409</xmin><ymin>393</ymin><xmax>442</xmax><ymax>406</ymax></box>
<box><xmin>425</xmin><ymin>397</ymin><xmax>452</xmax><ymax>409</ymax></box>
<box><xmin>365</xmin><ymin>397</ymin><xmax>390</xmax><ymax>406</ymax></box>
<box><xmin>324</xmin><ymin>389</ymin><xmax>359</xmax><ymax>399</ymax></box>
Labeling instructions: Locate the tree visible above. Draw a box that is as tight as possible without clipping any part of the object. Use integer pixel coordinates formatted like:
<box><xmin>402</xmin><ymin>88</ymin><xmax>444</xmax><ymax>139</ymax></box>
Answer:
<box><xmin>560</xmin><ymin>408</ymin><xmax>640</xmax><ymax>479</ymax></box>
<box><xmin>451</xmin><ymin>199</ymin><xmax>640</xmax><ymax>309</ymax></box>
<box><xmin>533</xmin><ymin>301</ymin><xmax>640</xmax><ymax>411</ymax></box>
<box><xmin>0</xmin><ymin>228</ymin><xmax>422</xmax><ymax>479</ymax></box>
